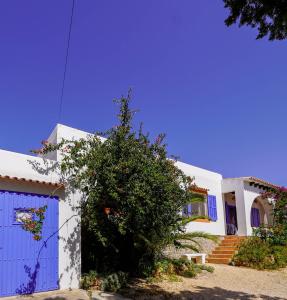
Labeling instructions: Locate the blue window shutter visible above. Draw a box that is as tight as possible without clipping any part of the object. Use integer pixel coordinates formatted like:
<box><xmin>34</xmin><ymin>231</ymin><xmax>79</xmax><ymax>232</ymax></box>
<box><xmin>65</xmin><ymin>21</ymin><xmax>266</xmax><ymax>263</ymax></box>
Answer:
<box><xmin>251</xmin><ymin>208</ymin><xmax>255</xmax><ymax>226</ymax></box>
<box><xmin>251</xmin><ymin>207</ymin><xmax>260</xmax><ymax>227</ymax></box>
<box><xmin>208</xmin><ymin>195</ymin><xmax>217</xmax><ymax>221</ymax></box>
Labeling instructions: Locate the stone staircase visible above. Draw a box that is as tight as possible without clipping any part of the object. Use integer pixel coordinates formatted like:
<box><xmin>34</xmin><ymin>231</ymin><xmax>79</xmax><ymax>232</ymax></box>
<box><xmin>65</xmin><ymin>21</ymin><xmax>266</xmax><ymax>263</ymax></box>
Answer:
<box><xmin>206</xmin><ymin>236</ymin><xmax>246</xmax><ymax>264</ymax></box>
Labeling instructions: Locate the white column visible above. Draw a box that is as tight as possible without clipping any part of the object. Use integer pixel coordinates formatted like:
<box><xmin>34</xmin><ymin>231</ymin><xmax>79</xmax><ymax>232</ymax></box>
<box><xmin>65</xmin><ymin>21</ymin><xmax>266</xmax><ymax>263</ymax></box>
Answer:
<box><xmin>243</xmin><ymin>186</ymin><xmax>262</xmax><ymax>236</ymax></box>
<box><xmin>235</xmin><ymin>183</ymin><xmax>248</xmax><ymax>236</ymax></box>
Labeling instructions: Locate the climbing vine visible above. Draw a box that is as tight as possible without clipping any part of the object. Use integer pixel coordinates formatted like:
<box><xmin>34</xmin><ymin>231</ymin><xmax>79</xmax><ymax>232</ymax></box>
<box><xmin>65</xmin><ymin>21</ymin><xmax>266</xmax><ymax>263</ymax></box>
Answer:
<box><xmin>21</xmin><ymin>205</ymin><xmax>47</xmax><ymax>241</ymax></box>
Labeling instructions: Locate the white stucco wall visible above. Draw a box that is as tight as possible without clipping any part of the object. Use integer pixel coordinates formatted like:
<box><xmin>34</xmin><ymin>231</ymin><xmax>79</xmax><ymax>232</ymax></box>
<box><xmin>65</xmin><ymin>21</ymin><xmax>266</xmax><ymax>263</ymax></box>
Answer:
<box><xmin>176</xmin><ymin>161</ymin><xmax>225</xmax><ymax>236</ymax></box>
<box><xmin>0</xmin><ymin>148</ymin><xmax>81</xmax><ymax>290</ymax></box>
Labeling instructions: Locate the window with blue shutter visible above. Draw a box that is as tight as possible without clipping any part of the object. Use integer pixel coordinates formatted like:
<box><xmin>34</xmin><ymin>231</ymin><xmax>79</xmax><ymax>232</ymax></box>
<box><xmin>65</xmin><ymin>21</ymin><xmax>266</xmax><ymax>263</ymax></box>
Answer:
<box><xmin>207</xmin><ymin>195</ymin><xmax>217</xmax><ymax>221</ymax></box>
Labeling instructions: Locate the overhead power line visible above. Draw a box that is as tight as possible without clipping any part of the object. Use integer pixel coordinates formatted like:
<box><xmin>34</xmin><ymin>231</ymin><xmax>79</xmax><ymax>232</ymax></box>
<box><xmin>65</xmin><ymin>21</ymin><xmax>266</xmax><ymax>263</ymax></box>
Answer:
<box><xmin>58</xmin><ymin>0</ymin><xmax>75</xmax><ymax>122</ymax></box>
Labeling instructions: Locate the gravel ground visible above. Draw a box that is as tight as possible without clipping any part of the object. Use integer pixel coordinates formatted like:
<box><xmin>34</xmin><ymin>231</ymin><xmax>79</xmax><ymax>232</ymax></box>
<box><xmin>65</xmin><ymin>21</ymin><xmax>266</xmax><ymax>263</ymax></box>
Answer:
<box><xmin>1</xmin><ymin>289</ymin><xmax>126</xmax><ymax>300</ymax></box>
<box><xmin>2</xmin><ymin>265</ymin><xmax>287</xmax><ymax>300</ymax></box>
<box><xmin>123</xmin><ymin>264</ymin><xmax>287</xmax><ymax>299</ymax></box>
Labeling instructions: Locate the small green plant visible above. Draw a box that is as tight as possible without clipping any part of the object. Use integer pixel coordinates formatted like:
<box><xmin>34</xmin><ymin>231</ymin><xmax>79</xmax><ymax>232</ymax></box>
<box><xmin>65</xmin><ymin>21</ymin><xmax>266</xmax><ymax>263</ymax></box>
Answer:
<box><xmin>80</xmin><ymin>270</ymin><xmax>101</xmax><ymax>290</ymax></box>
<box><xmin>182</xmin><ymin>268</ymin><xmax>197</xmax><ymax>278</ymax></box>
<box><xmin>166</xmin><ymin>273</ymin><xmax>182</xmax><ymax>282</ymax></box>
<box><xmin>81</xmin><ymin>270</ymin><xmax>128</xmax><ymax>292</ymax></box>
<box><xmin>196</xmin><ymin>264</ymin><xmax>215</xmax><ymax>273</ymax></box>
<box><xmin>101</xmin><ymin>271</ymin><xmax>128</xmax><ymax>292</ymax></box>
<box><xmin>151</xmin><ymin>258</ymin><xmax>213</xmax><ymax>281</ymax></box>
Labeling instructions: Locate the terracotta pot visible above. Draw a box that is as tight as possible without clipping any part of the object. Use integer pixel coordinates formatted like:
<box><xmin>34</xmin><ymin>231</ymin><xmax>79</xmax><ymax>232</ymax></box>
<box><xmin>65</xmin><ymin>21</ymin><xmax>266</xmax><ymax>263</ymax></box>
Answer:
<box><xmin>104</xmin><ymin>207</ymin><xmax>111</xmax><ymax>215</ymax></box>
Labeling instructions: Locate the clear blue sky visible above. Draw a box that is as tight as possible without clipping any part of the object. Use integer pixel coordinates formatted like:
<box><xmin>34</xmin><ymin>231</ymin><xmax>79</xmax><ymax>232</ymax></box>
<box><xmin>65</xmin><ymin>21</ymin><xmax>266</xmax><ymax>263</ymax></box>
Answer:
<box><xmin>0</xmin><ymin>1</ymin><xmax>286</xmax><ymax>186</ymax></box>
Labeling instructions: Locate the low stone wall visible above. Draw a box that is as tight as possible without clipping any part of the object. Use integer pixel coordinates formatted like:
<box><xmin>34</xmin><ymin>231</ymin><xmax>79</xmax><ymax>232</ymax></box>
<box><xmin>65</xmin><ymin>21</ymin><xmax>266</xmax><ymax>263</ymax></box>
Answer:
<box><xmin>163</xmin><ymin>237</ymin><xmax>222</xmax><ymax>259</ymax></box>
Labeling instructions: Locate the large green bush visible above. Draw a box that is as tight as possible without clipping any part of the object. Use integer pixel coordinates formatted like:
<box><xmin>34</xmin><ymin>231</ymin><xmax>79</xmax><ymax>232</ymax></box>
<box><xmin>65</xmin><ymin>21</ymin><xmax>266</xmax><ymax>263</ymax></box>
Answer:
<box><xmin>233</xmin><ymin>237</ymin><xmax>287</xmax><ymax>270</ymax></box>
<box><xmin>236</xmin><ymin>188</ymin><xmax>287</xmax><ymax>270</ymax></box>
<box><xmin>43</xmin><ymin>93</ymin><xmax>206</xmax><ymax>276</ymax></box>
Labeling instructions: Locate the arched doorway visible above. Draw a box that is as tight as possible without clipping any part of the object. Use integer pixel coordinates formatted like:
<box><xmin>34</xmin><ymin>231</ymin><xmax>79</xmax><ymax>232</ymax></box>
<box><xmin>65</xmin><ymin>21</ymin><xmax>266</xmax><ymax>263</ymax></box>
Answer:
<box><xmin>250</xmin><ymin>196</ymin><xmax>273</xmax><ymax>228</ymax></box>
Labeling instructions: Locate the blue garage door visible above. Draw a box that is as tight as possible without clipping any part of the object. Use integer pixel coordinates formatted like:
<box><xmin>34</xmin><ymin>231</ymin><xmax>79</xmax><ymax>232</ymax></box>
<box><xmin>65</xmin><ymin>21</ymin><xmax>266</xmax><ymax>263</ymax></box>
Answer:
<box><xmin>0</xmin><ymin>190</ymin><xmax>59</xmax><ymax>297</ymax></box>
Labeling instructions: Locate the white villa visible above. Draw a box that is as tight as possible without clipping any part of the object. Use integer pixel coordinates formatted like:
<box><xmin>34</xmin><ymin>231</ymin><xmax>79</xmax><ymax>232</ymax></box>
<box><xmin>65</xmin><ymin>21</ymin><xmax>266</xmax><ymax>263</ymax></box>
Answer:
<box><xmin>0</xmin><ymin>124</ymin><xmax>278</xmax><ymax>297</ymax></box>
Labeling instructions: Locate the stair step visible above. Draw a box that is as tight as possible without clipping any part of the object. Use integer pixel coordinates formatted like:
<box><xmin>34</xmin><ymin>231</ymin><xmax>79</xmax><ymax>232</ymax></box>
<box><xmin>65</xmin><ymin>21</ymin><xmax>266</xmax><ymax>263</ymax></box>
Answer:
<box><xmin>224</xmin><ymin>236</ymin><xmax>246</xmax><ymax>239</ymax></box>
<box><xmin>221</xmin><ymin>240</ymin><xmax>242</xmax><ymax>243</ymax></box>
<box><xmin>208</xmin><ymin>254</ymin><xmax>233</xmax><ymax>259</ymax></box>
<box><xmin>221</xmin><ymin>242</ymin><xmax>240</xmax><ymax>245</ymax></box>
<box><xmin>206</xmin><ymin>258</ymin><xmax>231</xmax><ymax>264</ymax></box>
<box><xmin>221</xmin><ymin>241</ymin><xmax>240</xmax><ymax>244</ymax></box>
<box><xmin>206</xmin><ymin>236</ymin><xmax>246</xmax><ymax>265</ymax></box>
<box><xmin>212</xmin><ymin>250</ymin><xmax>235</xmax><ymax>255</ymax></box>
<box><xmin>222</xmin><ymin>244</ymin><xmax>241</xmax><ymax>247</ymax></box>
<box><xmin>222</xmin><ymin>239</ymin><xmax>242</xmax><ymax>242</ymax></box>
<box><xmin>215</xmin><ymin>246</ymin><xmax>238</xmax><ymax>251</ymax></box>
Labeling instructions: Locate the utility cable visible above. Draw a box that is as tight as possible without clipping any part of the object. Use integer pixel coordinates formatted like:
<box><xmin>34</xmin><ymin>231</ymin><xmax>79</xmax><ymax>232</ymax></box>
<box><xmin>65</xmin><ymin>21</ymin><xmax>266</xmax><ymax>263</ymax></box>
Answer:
<box><xmin>58</xmin><ymin>0</ymin><xmax>75</xmax><ymax>122</ymax></box>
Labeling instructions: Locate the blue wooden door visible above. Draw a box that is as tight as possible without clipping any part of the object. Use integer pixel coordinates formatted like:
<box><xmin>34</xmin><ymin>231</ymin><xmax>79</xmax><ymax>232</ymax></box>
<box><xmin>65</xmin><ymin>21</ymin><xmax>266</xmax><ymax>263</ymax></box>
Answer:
<box><xmin>0</xmin><ymin>190</ymin><xmax>59</xmax><ymax>297</ymax></box>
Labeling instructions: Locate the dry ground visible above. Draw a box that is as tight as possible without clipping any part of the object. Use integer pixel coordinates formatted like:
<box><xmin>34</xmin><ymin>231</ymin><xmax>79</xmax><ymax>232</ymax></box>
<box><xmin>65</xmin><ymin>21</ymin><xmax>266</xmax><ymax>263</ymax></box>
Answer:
<box><xmin>122</xmin><ymin>264</ymin><xmax>287</xmax><ymax>299</ymax></box>
<box><xmin>2</xmin><ymin>264</ymin><xmax>287</xmax><ymax>300</ymax></box>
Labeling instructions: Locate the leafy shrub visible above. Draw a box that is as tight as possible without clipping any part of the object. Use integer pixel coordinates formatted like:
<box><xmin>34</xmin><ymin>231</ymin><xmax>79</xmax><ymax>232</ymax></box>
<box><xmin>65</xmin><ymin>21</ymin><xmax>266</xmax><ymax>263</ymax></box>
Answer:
<box><xmin>271</xmin><ymin>225</ymin><xmax>287</xmax><ymax>246</ymax></box>
<box><xmin>259</xmin><ymin>187</ymin><xmax>287</xmax><ymax>246</ymax></box>
<box><xmin>253</xmin><ymin>225</ymin><xmax>287</xmax><ymax>246</ymax></box>
<box><xmin>272</xmin><ymin>245</ymin><xmax>287</xmax><ymax>268</ymax></box>
<box><xmin>233</xmin><ymin>238</ymin><xmax>270</xmax><ymax>269</ymax></box>
<box><xmin>195</xmin><ymin>264</ymin><xmax>215</xmax><ymax>273</ymax></box>
<box><xmin>233</xmin><ymin>237</ymin><xmax>287</xmax><ymax>270</ymax></box>
<box><xmin>101</xmin><ymin>271</ymin><xmax>128</xmax><ymax>292</ymax></box>
<box><xmin>151</xmin><ymin>258</ymin><xmax>214</xmax><ymax>281</ymax></box>
<box><xmin>241</xmin><ymin>188</ymin><xmax>287</xmax><ymax>269</ymax></box>
<box><xmin>81</xmin><ymin>270</ymin><xmax>128</xmax><ymax>292</ymax></box>
<box><xmin>44</xmin><ymin>93</ymin><xmax>206</xmax><ymax>277</ymax></box>
<box><xmin>80</xmin><ymin>270</ymin><xmax>101</xmax><ymax>290</ymax></box>
<box><xmin>253</xmin><ymin>226</ymin><xmax>274</xmax><ymax>243</ymax></box>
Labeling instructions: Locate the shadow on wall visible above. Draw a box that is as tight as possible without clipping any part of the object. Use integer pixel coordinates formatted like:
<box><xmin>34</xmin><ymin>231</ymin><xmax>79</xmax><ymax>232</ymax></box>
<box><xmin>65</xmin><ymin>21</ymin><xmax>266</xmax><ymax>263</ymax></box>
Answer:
<box><xmin>15</xmin><ymin>213</ymin><xmax>79</xmax><ymax>295</ymax></box>
<box><xmin>16</xmin><ymin>262</ymin><xmax>40</xmax><ymax>295</ymax></box>
<box><xmin>120</xmin><ymin>284</ymin><xmax>284</xmax><ymax>300</ymax></box>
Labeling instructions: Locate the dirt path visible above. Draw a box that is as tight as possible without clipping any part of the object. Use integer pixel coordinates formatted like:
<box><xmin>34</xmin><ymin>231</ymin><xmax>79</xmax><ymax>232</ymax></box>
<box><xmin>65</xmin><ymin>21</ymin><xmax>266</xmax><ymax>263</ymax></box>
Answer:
<box><xmin>3</xmin><ymin>265</ymin><xmax>287</xmax><ymax>299</ymax></box>
<box><xmin>125</xmin><ymin>264</ymin><xmax>287</xmax><ymax>299</ymax></box>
